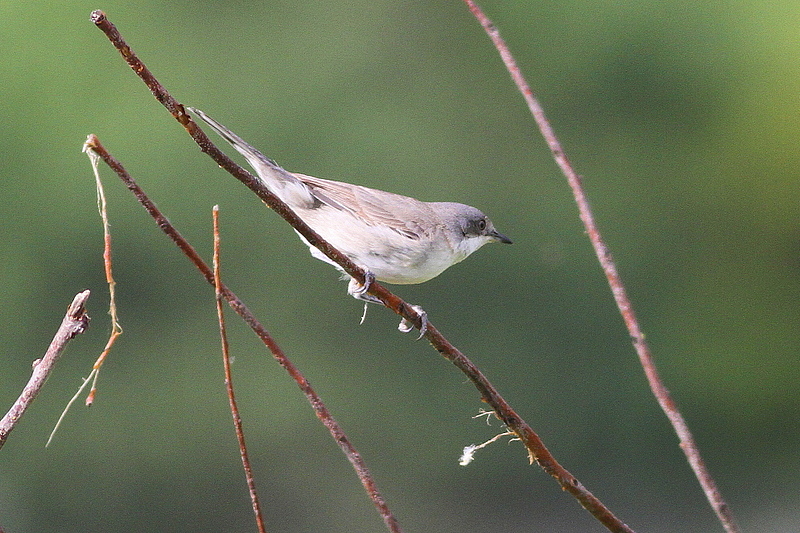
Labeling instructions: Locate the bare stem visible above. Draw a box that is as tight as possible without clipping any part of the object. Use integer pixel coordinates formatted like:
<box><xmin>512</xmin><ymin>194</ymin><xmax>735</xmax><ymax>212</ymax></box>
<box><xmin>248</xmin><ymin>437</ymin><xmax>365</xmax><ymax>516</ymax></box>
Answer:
<box><xmin>213</xmin><ymin>206</ymin><xmax>268</xmax><ymax>533</ymax></box>
<box><xmin>0</xmin><ymin>291</ymin><xmax>91</xmax><ymax>450</ymax></box>
<box><xmin>83</xmin><ymin>134</ymin><xmax>403</xmax><ymax>533</ymax></box>
<box><xmin>461</xmin><ymin>2</ymin><xmax>740</xmax><ymax>532</ymax></box>
<box><xmin>83</xmin><ymin>141</ymin><xmax>124</xmax><ymax>406</ymax></box>
<box><xmin>90</xmin><ymin>10</ymin><xmax>634</xmax><ymax>532</ymax></box>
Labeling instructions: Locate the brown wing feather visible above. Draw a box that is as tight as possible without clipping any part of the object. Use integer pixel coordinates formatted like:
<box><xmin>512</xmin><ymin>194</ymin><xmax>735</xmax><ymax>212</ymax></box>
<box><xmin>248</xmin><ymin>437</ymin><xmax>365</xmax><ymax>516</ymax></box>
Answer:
<box><xmin>293</xmin><ymin>173</ymin><xmax>430</xmax><ymax>240</ymax></box>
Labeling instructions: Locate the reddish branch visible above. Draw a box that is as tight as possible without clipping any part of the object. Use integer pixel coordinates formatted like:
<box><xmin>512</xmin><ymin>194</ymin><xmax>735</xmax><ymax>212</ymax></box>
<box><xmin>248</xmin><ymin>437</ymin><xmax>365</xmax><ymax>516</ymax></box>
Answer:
<box><xmin>91</xmin><ymin>9</ymin><xmax>635</xmax><ymax>533</ymax></box>
<box><xmin>461</xmin><ymin>1</ymin><xmax>740</xmax><ymax>532</ymax></box>
<box><xmin>212</xmin><ymin>206</ymin><xmax>268</xmax><ymax>533</ymax></box>
<box><xmin>0</xmin><ymin>290</ymin><xmax>91</xmax><ymax>450</ymax></box>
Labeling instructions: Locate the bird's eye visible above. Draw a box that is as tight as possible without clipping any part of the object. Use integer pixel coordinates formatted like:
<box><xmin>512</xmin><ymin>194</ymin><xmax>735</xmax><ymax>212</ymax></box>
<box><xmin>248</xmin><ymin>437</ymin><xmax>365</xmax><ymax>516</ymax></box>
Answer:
<box><xmin>478</xmin><ymin>219</ymin><xmax>487</xmax><ymax>231</ymax></box>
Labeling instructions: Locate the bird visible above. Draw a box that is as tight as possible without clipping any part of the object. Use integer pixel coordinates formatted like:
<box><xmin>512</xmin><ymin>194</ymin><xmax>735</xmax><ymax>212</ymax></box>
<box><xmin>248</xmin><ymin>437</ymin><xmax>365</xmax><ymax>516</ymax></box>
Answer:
<box><xmin>188</xmin><ymin>107</ymin><xmax>512</xmax><ymax>335</ymax></box>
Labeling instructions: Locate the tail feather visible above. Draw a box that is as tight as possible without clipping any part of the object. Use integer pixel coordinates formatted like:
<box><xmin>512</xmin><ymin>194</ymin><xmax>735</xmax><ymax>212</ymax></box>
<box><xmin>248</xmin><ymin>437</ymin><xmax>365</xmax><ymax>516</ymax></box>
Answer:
<box><xmin>188</xmin><ymin>107</ymin><xmax>315</xmax><ymax>208</ymax></box>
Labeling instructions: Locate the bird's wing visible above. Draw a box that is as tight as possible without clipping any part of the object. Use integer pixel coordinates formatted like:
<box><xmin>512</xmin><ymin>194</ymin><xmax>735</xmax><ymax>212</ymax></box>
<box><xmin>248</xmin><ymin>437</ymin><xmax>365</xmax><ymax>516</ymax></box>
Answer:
<box><xmin>293</xmin><ymin>173</ymin><xmax>429</xmax><ymax>240</ymax></box>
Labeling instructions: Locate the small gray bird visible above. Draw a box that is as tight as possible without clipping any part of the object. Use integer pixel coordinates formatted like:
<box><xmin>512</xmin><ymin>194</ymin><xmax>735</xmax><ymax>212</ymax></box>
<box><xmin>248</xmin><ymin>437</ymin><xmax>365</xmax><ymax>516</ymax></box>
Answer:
<box><xmin>188</xmin><ymin>107</ymin><xmax>511</xmax><ymax>333</ymax></box>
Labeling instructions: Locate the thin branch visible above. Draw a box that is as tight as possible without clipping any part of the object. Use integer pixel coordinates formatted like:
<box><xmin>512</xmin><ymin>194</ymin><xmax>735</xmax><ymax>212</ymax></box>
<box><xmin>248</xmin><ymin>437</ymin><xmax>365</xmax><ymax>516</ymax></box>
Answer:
<box><xmin>82</xmin><ymin>134</ymin><xmax>403</xmax><ymax>533</ymax></box>
<box><xmin>0</xmin><ymin>290</ymin><xmax>91</xmax><ymax>450</ymax></box>
<box><xmin>90</xmin><ymin>10</ymin><xmax>635</xmax><ymax>533</ymax></box>
<box><xmin>84</xmin><ymin>142</ymin><xmax>124</xmax><ymax>406</ymax></box>
<box><xmin>461</xmin><ymin>2</ymin><xmax>740</xmax><ymax>532</ymax></box>
<box><xmin>213</xmin><ymin>206</ymin><xmax>268</xmax><ymax>533</ymax></box>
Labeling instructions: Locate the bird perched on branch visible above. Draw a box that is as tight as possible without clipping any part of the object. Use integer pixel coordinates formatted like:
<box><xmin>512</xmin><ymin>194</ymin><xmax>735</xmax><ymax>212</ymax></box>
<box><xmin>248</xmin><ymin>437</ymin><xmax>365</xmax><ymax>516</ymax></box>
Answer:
<box><xmin>189</xmin><ymin>107</ymin><xmax>511</xmax><ymax>336</ymax></box>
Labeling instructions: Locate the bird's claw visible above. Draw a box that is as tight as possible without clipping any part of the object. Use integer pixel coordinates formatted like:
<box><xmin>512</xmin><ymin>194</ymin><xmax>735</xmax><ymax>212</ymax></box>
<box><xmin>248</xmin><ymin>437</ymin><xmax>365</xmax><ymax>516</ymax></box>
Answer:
<box><xmin>348</xmin><ymin>271</ymin><xmax>381</xmax><ymax>304</ymax></box>
<box><xmin>398</xmin><ymin>304</ymin><xmax>428</xmax><ymax>340</ymax></box>
<box><xmin>352</xmin><ymin>271</ymin><xmax>375</xmax><ymax>296</ymax></box>
<box><xmin>348</xmin><ymin>271</ymin><xmax>382</xmax><ymax>325</ymax></box>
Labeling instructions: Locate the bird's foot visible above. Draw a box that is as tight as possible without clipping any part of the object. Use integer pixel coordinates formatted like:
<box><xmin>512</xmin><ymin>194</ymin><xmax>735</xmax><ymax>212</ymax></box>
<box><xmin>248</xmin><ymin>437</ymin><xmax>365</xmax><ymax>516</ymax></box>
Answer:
<box><xmin>348</xmin><ymin>271</ymin><xmax>381</xmax><ymax>303</ymax></box>
<box><xmin>398</xmin><ymin>304</ymin><xmax>428</xmax><ymax>340</ymax></box>
<box><xmin>347</xmin><ymin>273</ymin><xmax>427</xmax><ymax>338</ymax></box>
<box><xmin>348</xmin><ymin>271</ymin><xmax>381</xmax><ymax>324</ymax></box>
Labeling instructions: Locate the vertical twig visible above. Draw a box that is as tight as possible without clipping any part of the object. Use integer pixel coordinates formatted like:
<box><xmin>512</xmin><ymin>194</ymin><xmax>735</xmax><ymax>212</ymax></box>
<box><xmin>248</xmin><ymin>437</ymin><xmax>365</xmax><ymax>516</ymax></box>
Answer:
<box><xmin>0</xmin><ymin>291</ymin><xmax>91</xmax><ymax>450</ymax></box>
<box><xmin>84</xmin><ymin>142</ymin><xmax>124</xmax><ymax>405</ymax></box>
<box><xmin>213</xmin><ymin>206</ymin><xmax>268</xmax><ymax>533</ymax></box>
<box><xmin>461</xmin><ymin>2</ymin><xmax>740</xmax><ymax>532</ymax></box>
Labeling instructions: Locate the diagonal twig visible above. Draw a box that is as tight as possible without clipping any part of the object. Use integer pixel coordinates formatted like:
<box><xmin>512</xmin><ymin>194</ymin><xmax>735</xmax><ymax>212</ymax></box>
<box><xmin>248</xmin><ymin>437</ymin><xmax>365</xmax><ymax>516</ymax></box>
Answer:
<box><xmin>460</xmin><ymin>1</ymin><xmax>740</xmax><ymax>532</ymax></box>
<box><xmin>90</xmin><ymin>10</ymin><xmax>636</xmax><ymax>532</ymax></box>
<box><xmin>0</xmin><ymin>291</ymin><xmax>91</xmax><ymax>450</ymax></box>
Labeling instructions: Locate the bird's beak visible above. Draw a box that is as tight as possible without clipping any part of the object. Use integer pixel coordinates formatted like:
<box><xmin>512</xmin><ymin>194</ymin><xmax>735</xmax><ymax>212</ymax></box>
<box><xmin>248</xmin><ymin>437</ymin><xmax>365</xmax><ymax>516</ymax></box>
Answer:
<box><xmin>490</xmin><ymin>230</ymin><xmax>513</xmax><ymax>244</ymax></box>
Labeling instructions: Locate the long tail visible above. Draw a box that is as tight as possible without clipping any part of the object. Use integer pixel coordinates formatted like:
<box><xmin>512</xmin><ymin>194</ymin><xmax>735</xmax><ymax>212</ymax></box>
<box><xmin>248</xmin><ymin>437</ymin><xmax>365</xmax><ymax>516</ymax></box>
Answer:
<box><xmin>187</xmin><ymin>107</ymin><xmax>314</xmax><ymax>208</ymax></box>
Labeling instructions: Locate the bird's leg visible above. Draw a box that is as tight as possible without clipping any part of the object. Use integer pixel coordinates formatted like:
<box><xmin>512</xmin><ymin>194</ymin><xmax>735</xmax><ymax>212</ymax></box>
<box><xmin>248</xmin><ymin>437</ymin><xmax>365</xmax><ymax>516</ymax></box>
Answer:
<box><xmin>398</xmin><ymin>304</ymin><xmax>428</xmax><ymax>340</ymax></box>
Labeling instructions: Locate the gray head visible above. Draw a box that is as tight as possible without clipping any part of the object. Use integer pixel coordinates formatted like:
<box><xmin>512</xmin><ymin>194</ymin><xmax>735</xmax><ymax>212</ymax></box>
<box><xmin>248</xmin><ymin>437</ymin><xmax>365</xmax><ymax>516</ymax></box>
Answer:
<box><xmin>434</xmin><ymin>202</ymin><xmax>512</xmax><ymax>257</ymax></box>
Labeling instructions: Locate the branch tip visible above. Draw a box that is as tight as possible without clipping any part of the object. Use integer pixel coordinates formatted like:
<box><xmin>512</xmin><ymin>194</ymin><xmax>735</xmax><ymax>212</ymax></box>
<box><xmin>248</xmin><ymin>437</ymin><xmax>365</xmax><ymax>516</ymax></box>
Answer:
<box><xmin>90</xmin><ymin>10</ymin><xmax>106</xmax><ymax>24</ymax></box>
<box><xmin>1</xmin><ymin>290</ymin><xmax>92</xmax><ymax>450</ymax></box>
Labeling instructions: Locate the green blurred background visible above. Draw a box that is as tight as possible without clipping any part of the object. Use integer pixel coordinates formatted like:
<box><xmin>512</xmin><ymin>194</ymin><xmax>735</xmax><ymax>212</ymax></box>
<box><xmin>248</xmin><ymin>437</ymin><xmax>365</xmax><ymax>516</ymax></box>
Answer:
<box><xmin>1</xmin><ymin>1</ymin><xmax>798</xmax><ymax>531</ymax></box>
